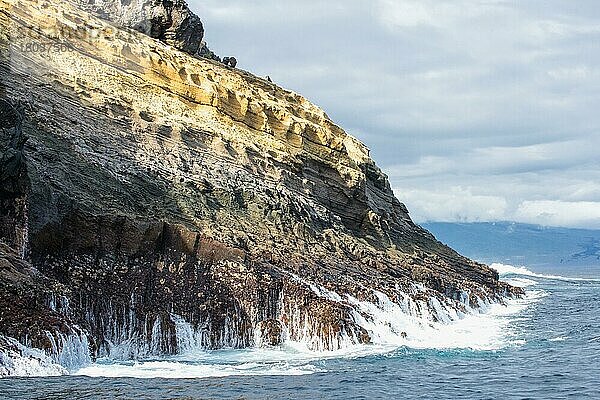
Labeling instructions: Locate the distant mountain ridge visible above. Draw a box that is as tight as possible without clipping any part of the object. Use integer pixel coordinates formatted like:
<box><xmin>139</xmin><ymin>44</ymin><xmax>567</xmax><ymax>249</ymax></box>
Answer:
<box><xmin>422</xmin><ymin>222</ymin><xmax>600</xmax><ymax>268</ymax></box>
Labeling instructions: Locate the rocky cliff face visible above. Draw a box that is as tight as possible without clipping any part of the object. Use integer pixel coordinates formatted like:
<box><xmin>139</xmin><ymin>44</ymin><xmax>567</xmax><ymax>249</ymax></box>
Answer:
<box><xmin>0</xmin><ymin>0</ymin><xmax>519</xmax><ymax>374</ymax></box>
<box><xmin>0</xmin><ymin>99</ymin><xmax>29</xmax><ymax>258</ymax></box>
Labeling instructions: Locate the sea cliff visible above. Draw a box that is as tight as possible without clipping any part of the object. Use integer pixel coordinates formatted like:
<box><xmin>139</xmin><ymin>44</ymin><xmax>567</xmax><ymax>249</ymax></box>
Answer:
<box><xmin>0</xmin><ymin>0</ymin><xmax>519</xmax><ymax>376</ymax></box>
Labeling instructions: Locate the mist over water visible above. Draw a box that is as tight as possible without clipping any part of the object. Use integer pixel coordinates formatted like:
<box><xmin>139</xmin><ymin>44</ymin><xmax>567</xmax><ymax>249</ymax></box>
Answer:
<box><xmin>2</xmin><ymin>263</ymin><xmax>599</xmax><ymax>399</ymax></box>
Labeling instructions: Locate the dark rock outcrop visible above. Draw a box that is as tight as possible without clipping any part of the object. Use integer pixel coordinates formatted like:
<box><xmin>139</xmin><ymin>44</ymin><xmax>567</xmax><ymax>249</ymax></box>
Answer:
<box><xmin>0</xmin><ymin>244</ymin><xmax>87</xmax><ymax>355</ymax></box>
<box><xmin>0</xmin><ymin>99</ymin><xmax>29</xmax><ymax>257</ymax></box>
<box><xmin>74</xmin><ymin>0</ymin><xmax>205</xmax><ymax>56</ymax></box>
<box><xmin>256</xmin><ymin>319</ymin><xmax>285</xmax><ymax>346</ymax></box>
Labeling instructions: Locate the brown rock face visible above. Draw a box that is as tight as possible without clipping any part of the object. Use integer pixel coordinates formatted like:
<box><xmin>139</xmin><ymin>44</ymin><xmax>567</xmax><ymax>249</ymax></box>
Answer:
<box><xmin>0</xmin><ymin>99</ymin><xmax>29</xmax><ymax>257</ymax></box>
<box><xmin>0</xmin><ymin>0</ymin><xmax>521</xmax><ymax>363</ymax></box>
<box><xmin>0</xmin><ymin>244</ymin><xmax>84</xmax><ymax>354</ymax></box>
<box><xmin>256</xmin><ymin>319</ymin><xmax>285</xmax><ymax>347</ymax></box>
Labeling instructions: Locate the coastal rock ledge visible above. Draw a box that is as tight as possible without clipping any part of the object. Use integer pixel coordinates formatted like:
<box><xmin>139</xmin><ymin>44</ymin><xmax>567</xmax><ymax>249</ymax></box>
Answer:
<box><xmin>0</xmin><ymin>0</ymin><xmax>520</xmax><ymax>375</ymax></box>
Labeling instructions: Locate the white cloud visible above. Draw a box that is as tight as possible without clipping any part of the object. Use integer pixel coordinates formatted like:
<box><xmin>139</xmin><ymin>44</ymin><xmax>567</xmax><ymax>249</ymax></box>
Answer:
<box><xmin>394</xmin><ymin>187</ymin><xmax>508</xmax><ymax>223</ymax></box>
<box><xmin>374</xmin><ymin>0</ymin><xmax>508</xmax><ymax>30</ymax></box>
<box><xmin>386</xmin><ymin>139</ymin><xmax>600</xmax><ymax>178</ymax></box>
<box><xmin>515</xmin><ymin>201</ymin><xmax>600</xmax><ymax>229</ymax></box>
<box><xmin>375</xmin><ymin>0</ymin><xmax>436</xmax><ymax>28</ymax></box>
<box><xmin>396</xmin><ymin>189</ymin><xmax>600</xmax><ymax>229</ymax></box>
<box><xmin>190</xmin><ymin>0</ymin><xmax>600</xmax><ymax>229</ymax></box>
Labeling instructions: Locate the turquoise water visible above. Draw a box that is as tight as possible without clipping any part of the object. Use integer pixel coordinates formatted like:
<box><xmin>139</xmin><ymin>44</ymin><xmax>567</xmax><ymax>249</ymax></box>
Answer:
<box><xmin>1</xmin><ymin>265</ymin><xmax>599</xmax><ymax>399</ymax></box>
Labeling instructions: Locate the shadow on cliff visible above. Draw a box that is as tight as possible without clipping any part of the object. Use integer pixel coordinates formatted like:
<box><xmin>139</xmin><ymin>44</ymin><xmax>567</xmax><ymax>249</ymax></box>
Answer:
<box><xmin>30</xmin><ymin>213</ymin><xmax>266</xmax><ymax>355</ymax></box>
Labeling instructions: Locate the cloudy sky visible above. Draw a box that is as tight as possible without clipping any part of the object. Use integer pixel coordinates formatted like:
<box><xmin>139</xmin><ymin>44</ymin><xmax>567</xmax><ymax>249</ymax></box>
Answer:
<box><xmin>190</xmin><ymin>0</ymin><xmax>600</xmax><ymax>229</ymax></box>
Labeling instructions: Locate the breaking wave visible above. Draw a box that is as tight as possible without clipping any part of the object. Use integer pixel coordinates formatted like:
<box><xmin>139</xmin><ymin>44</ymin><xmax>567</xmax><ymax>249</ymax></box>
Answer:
<box><xmin>0</xmin><ymin>332</ymin><xmax>91</xmax><ymax>378</ymax></box>
<box><xmin>76</xmin><ymin>358</ymin><xmax>323</xmax><ymax>379</ymax></box>
<box><xmin>491</xmin><ymin>263</ymin><xmax>600</xmax><ymax>283</ymax></box>
<box><xmin>345</xmin><ymin>289</ymin><xmax>539</xmax><ymax>352</ymax></box>
<box><xmin>3</xmin><ymin>264</ymin><xmax>553</xmax><ymax>379</ymax></box>
<box><xmin>70</xmin><ymin>276</ymin><xmax>542</xmax><ymax>379</ymax></box>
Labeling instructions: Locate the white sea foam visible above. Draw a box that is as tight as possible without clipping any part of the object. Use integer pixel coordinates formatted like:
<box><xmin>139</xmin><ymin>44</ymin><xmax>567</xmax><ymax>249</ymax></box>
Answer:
<box><xmin>288</xmin><ymin>271</ymin><xmax>546</xmax><ymax>352</ymax></box>
<box><xmin>346</xmin><ymin>289</ymin><xmax>541</xmax><ymax>352</ymax></box>
<box><xmin>0</xmin><ymin>331</ymin><xmax>92</xmax><ymax>377</ymax></box>
<box><xmin>548</xmin><ymin>336</ymin><xmax>569</xmax><ymax>342</ymax></box>
<box><xmin>284</xmin><ymin>274</ymin><xmax>518</xmax><ymax>352</ymax></box>
<box><xmin>0</xmin><ymin>337</ymin><xmax>67</xmax><ymax>377</ymax></box>
<box><xmin>272</xmin><ymin>271</ymin><xmax>548</xmax><ymax>355</ymax></box>
<box><xmin>491</xmin><ymin>263</ymin><xmax>600</xmax><ymax>282</ymax></box>
<box><xmin>46</xmin><ymin>332</ymin><xmax>92</xmax><ymax>370</ymax></box>
<box><xmin>75</xmin><ymin>359</ymin><xmax>322</xmax><ymax>379</ymax></box>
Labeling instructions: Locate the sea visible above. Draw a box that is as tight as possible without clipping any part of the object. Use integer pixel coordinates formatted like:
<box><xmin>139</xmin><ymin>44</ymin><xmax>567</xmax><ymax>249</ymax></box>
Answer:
<box><xmin>1</xmin><ymin>263</ymin><xmax>599</xmax><ymax>399</ymax></box>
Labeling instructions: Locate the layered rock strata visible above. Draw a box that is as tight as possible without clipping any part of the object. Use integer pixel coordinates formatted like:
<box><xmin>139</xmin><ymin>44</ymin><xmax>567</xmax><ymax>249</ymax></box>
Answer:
<box><xmin>0</xmin><ymin>0</ymin><xmax>520</xmax><ymax>372</ymax></box>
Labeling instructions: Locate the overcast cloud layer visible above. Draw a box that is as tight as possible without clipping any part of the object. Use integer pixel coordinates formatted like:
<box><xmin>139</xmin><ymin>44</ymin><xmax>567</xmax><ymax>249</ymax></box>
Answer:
<box><xmin>190</xmin><ymin>0</ymin><xmax>600</xmax><ymax>228</ymax></box>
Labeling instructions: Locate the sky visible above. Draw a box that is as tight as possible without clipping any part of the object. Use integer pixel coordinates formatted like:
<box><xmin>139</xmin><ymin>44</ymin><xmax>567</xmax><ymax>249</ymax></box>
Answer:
<box><xmin>189</xmin><ymin>0</ymin><xmax>600</xmax><ymax>229</ymax></box>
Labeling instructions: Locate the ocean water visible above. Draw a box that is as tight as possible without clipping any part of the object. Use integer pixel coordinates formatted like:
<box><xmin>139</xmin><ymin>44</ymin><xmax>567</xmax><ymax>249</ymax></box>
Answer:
<box><xmin>1</xmin><ymin>264</ymin><xmax>599</xmax><ymax>399</ymax></box>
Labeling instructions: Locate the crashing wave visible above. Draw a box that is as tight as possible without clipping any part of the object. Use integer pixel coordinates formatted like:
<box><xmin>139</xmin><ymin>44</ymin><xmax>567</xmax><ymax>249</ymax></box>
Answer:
<box><xmin>0</xmin><ymin>332</ymin><xmax>91</xmax><ymax>377</ymax></box>
<box><xmin>92</xmin><ymin>275</ymin><xmax>527</xmax><ymax>356</ymax></box>
<box><xmin>491</xmin><ymin>263</ymin><xmax>600</xmax><ymax>282</ymax></box>
<box><xmin>288</xmin><ymin>280</ymin><xmax>531</xmax><ymax>352</ymax></box>
<box><xmin>75</xmin><ymin>276</ymin><xmax>539</xmax><ymax>379</ymax></box>
<box><xmin>1</xmin><ymin>270</ymin><xmax>536</xmax><ymax>378</ymax></box>
<box><xmin>0</xmin><ymin>336</ymin><xmax>66</xmax><ymax>377</ymax></box>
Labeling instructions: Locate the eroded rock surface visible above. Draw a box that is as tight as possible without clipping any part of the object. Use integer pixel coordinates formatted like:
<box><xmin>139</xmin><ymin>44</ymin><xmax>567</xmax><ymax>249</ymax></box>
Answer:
<box><xmin>0</xmin><ymin>0</ymin><xmax>521</xmax><ymax>370</ymax></box>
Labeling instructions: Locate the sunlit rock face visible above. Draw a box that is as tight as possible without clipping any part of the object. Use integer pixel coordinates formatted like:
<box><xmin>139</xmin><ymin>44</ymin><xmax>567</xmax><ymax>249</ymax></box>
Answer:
<box><xmin>0</xmin><ymin>0</ymin><xmax>520</xmax><ymax>365</ymax></box>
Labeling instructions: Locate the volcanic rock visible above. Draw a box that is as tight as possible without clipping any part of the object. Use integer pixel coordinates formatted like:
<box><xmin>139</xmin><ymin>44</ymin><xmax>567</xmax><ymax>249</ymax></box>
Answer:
<box><xmin>73</xmin><ymin>0</ymin><xmax>205</xmax><ymax>56</ymax></box>
<box><xmin>0</xmin><ymin>0</ymin><xmax>521</xmax><ymax>364</ymax></box>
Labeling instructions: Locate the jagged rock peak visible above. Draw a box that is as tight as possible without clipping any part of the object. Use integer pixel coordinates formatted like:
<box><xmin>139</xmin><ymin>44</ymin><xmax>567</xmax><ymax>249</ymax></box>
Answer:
<box><xmin>74</xmin><ymin>0</ymin><xmax>205</xmax><ymax>55</ymax></box>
